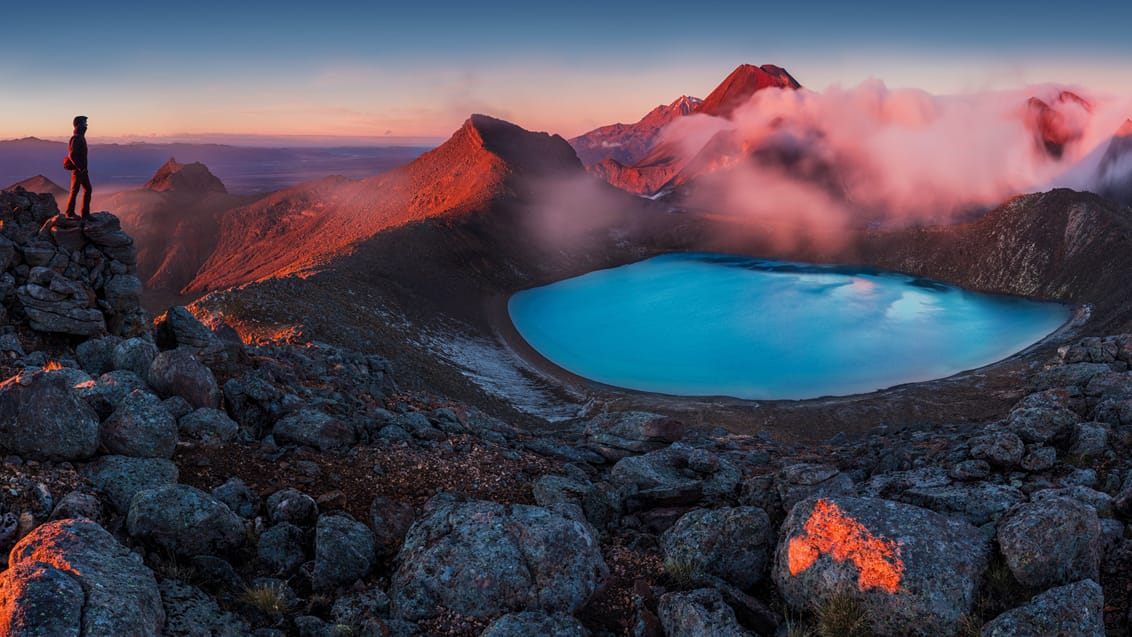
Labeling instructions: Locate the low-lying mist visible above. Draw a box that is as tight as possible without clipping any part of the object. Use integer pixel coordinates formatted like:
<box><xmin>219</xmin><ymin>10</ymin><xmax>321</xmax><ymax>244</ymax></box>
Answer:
<box><xmin>652</xmin><ymin>80</ymin><xmax>1132</xmax><ymax>238</ymax></box>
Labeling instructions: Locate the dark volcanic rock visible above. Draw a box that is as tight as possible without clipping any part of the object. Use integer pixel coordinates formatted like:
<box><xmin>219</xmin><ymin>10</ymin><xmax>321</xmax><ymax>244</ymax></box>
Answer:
<box><xmin>480</xmin><ymin>611</ymin><xmax>589</xmax><ymax>637</ymax></box>
<box><xmin>154</xmin><ymin>306</ymin><xmax>219</xmax><ymax>350</ymax></box>
<box><xmin>257</xmin><ymin>522</ymin><xmax>306</xmax><ymax>576</ymax></box>
<box><xmin>583</xmin><ymin>411</ymin><xmax>684</xmax><ymax>460</ymax></box>
<box><xmin>267</xmin><ymin>488</ymin><xmax>319</xmax><ymax>526</ymax></box>
<box><xmin>0</xmin><ymin>370</ymin><xmax>99</xmax><ymax>460</ymax></box>
<box><xmin>179</xmin><ymin>407</ymin><xmax>239</xmax><ymax>447</ymax></box>
<box><xmin>612</xmin><ymin>443</ymin><xmax>740</xmax><ymax>510</ymax></box>
<box><xmin>660</xmin><ymin>506</ymin><xmax>771</xmax><ymax>589</ymax></box>
<box><xmin>100</xmin><ymin>389</ymin><xmax>178</xmax><ymax>458</ymax></box>
<box><xmin>112</xmin><ymin>336</ymin><xmax>158</xmax><ymax>378</ymax></box>
<box><xmin>83</xmin><ymin>454</ymin><xmax>179</xmax><ymax>514</ymax></box>
<box><xmin>981</xmin><ymin>579</ymin><xmax>1104</xmax><ymax>637</ymax></box>
<box><xmin>159</xmin><ymin>579</ymin><xmax>251</xmax><ymax>637</ymax></box>
<box><xmin>147</xmin><ymin>348</ymin><xmax>220</xmax><ymax>409</ymax></box>
<box><xmin>272</xmin><ymin>408</ymin><xmax>356</xmax><ymax>451</ymax></box>
<box><xmin>773</xmin><ymin>496</ymin><xmax>989</xmax><ymax>637</ymax></box>
<box><xmin>0</xmin><ymin>518</ymin><xmax>164</xmax><ymax>635</ymax></box>
<box><xmin>391</xmin><ymin>497</ymin><xmax>608</xmax><ymax>620</ymax></box>
<box><xmin>369</xmin><ymin>495</ymin><xmax>415</xmax><ymax>558</ymax></box>
<box><xmin>657</xmin><ymin>588</ymin><xmax>749</xmax><ymax>637</ymax></box>
<box><xmin>311</xmin><ymin>513</ymin><xmax>376</xmax><ymax>591</ymax></box>
<box><xmin>127</xmin><ymin>484</ymin><xmax>246</xmax><ymax>557</ymax></box>
<box><xmin>996</xmin><ymin>496</ymin><xmax>1101</xmax><ymax>588</ymax></box>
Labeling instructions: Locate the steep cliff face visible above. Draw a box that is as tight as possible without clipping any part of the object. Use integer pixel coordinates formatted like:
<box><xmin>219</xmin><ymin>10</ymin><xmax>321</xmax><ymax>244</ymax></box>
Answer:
<box><xmin>853</xmin><ymin>189</ymin><xmax>1132</xmax><ymax>329</ymax></box>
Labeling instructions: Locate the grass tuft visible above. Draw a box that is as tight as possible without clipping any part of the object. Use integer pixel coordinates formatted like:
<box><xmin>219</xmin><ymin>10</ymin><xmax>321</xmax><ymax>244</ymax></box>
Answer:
<box><xmin>242</xmin><ymin>581</ymin><xmax>292</xmax><ymax>616</ymax></box>
<box><xmin>815</xmin><ymin>590</ymin><xmax>870</xmax><ymax>637</ymax></box>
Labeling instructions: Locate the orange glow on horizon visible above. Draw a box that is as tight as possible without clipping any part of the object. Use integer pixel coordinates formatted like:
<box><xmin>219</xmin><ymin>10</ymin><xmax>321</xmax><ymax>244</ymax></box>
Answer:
<box><xmin>787</xmin><ymin>498</ymin><xmax>904</xmax><ymax>594</ymax></box>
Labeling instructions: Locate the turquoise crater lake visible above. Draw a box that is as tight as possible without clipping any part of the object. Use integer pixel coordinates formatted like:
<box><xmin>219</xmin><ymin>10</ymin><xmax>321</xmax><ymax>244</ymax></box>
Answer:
<box><xmin>508</xmin><ymin>253</ymin><xmax>1071</xmax><ymax>400</ymax></box>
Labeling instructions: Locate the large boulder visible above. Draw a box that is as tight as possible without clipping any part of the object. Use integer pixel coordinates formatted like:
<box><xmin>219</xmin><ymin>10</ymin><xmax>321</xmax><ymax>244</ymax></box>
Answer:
<box><xmin>583</xmin><ymin>411</ymin><xmax>684</xmax><ymax>460</ymax></box>
<box><xmin>0</xmin><ymin>518</ymin><xmax>164</xmax><ymax>636</ymax></box>
<box><xmin>112</xmin><ymin>337</ymin><xmax>158</xmax><ymax>378</ymax></box>
<box><xmin>154</xmin><ymin>306</ymin><xmax>219</xmax><ymax>350</ymax></box>
<box><xmin>661</xmin><ymin>506</ymin><xmax>772</xmax><ymax>589</ymax></box>
<box><xmin>0</xmin><ymin>370</ymin><xmax>99</xmax><ymax>460</ymax></box>
<box><xmin>179</xmin><ymin>407</ymin><xmax>239</xmax><ymax>447</ymax></box>
<box><xmin>82</xmin><ymin>455</ymin><xmax>179</xmax><ymax>514</ymax></box>
<box><xmin>480</xmin><ymin>612</ymin><xmax>589</xmax><ymax>637</ymax></box>
<box><xmin>657</xmin><ymin>588</ymin><xmax>750</xmax><ymax>637</ymax></box>
<box><xmin>773</xmin><ymin>496</ymin><xmax>989</xmax><ymax>637</ymax></box>
<box><xmin>100</xmin><ymin>389</ymin><xmax>178</xmax><ymax>458</ymax></box>
<box><xmin>996</xmin><ymin>496</ymin><xmax>1101</xmax><ymax>588</ymax></box>
<box><xmin>15</xmin><ymin>266</ymin><xmax>106</xmax><ymax>336</ymax></box>
<box><xmin>611</xmin><ymin>443</ymin><xmax>740</xmax><ymax>510</ymax></box>
<box><xmin>311</xmin><ymin>513</ymin><xmax>376</xmax><ymax>591</ymax></box>
<box><xmin>272</xmin><ymin>408</ymin><xmax>356</xmax><ymax>451</ymax></box>
<box><xmin>147</xmin><ymin>348</ymin><xmax>220</xmax><ymax>409</ymax></box>
<box><xmin>127</xmin><ymin>484</ymin><xmax>246</xmax><ymax>557</ymax></box>
<box><xmin>981</xmin><ymin>579</ymin><xmax>1104</xmax><ymax>637</ymax></box>
<box><xmin>391</xmin><ymin>498</ymin><xmax>608</xmax><ymax>620</ymax></box>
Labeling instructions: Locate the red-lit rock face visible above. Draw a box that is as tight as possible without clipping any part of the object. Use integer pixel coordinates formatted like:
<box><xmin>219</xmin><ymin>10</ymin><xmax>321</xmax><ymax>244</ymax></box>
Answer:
<box><xmin>694</xmin><ymin>64</ymin><xmax>802</xmax><ymax>119</ymax></box>
<box><xmin>1025</xmin><ymin>91</ymin><xmax>1092</xmax><ymax>159</ymax></box>
<box><xmin>786</xmin><ymin>498</ymin><xmax>904</xmax><ymax>593</ymax></box>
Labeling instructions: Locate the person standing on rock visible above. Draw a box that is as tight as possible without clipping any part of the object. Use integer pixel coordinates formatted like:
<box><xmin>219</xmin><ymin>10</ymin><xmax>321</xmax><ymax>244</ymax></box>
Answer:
<box><xmin>64</xmin><ymin>115</ymin><xmax>92</xmax><ymax>220</ymax></box>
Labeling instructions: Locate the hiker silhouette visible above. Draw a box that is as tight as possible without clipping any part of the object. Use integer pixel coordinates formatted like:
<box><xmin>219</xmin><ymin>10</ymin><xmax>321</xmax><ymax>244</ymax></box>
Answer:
<box><xmin>64</xmin><ymin>115</ymin><xmax>92</xmax><ymax>219</ymax></box>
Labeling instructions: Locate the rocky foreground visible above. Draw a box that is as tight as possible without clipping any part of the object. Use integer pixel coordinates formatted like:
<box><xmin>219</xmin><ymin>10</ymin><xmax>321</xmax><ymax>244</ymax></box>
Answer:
<box><xmin>1</xmin><ymin>190</ymin><xmax>1132</xmax><ymax>636</ymax></box>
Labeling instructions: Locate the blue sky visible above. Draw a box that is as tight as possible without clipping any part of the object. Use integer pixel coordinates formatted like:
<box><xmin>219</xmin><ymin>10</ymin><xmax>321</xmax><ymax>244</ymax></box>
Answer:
<box><xmin>2</xmin><ymin>0</ymin><xmax>1129</xmax><ymax>141</ymax></box>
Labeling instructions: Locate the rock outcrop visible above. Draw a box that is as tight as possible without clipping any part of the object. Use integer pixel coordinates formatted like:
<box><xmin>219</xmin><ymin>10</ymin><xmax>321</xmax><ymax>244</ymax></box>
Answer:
<box><xmin>0</xmin><ymin>188</ymin><xmax>147</xmax><ymax>337</ymax></box>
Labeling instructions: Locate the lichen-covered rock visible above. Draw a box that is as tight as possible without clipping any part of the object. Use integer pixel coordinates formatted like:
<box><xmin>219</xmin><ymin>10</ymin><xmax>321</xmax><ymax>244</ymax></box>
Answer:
<box><xmin>16</xmin><ymin>266</ymin><xmax>106</xmax><ymax>336</ymax></box>
<box><xmin>211</xmin><ymin>477</ymin><xmax>258</xmax><ymax>518</ymax></box>
<box><xmin>159</xmin><ymin>579</ymin><xmax>251</xmax><ymax>637</ymax></box>
<box><xmin>775</xmin><ymin>463</ymin><xmax>856</xmax><ymax>512</ymax></box>
<box><xmin>267</xmin><ymin>488</ymin><xmax>319</xmax><ymax>526</ymax></box>
<box><xmin>76</xmin><ymin>369</ymin><xmax>149</xmax><ymax>418</ymax></box>
<box><xmin>76</xmin><ymin>334</ymin><xmax>121</xmax><ymax>375</ymax></box>
<box><xmin>480</xmin><ymin>612</ymin><xmax>590</xmax><ymax>637</ymax></box>
<box><xmin>583</xmin><ymin>411</ymin><xmax>683</xmax><ymax>460</ymax></box>
<box><xmin>1008</xmin><ymin>406</ymin><xmax>1080</xmax><ymax>444</ymax></box>
<box><xmin>980</xmin><ymin>579</ymin><xmax>1104</xmax><ymax>637</ymax></box>
<box><xmin>127</xmin><ymin>484</ymin><xmax>245</xmax><ymax>557</ymax></box>
<box><xmin>147</xmin><ymin>348</ymin><xmax>220</xmax><ymax>409</ymax></box>
<box><xmin>969</xmin><ymin>430</ymin><xmax>1026</xmax><ymax>467</ymax></box>
<box><xmin>773</xmin><ymin>496</ymin><xmax>989</xmax><ymax>637</ymax></box>
<box><xmin>179</xmin><ymin>407</ymin><xmax>239</xmax><ymax>447</ymax></box>
<box><xmin>112</xmin><ymin>336</ymin><xmax>158</xmax><ymax>378</ymax></box>
<box><xmin>257</xmin><ymin>522</ymin><xmax>306</xmax><ymax>576</ymax></box>
<box><xmin>272</xmin><ymin>408</ymin><xmax>355</xmax><ymax>451</ymax></box>
<box><xmin>83</xmin><ymin>454</ymin><xmax>179</xmax><ymax>514</ymax></box>
<box><xmin>657</xmin><ymin>588</ymin><xmax>750</xmax><ymax>637</ymax></box>
<box><xmin>611</xmin><ymin>443</ymin><xmax>740</xmax><ymax>510</ymax></box>
<box><xmin>996</xmin><ymin>496</ymin><xmax>1101</xmax><ymax>588</ymax></box>
<box><xmin>154</xmin><ymin>306</ymin><xmax>219</xmax><ymax>350</ymax></box>
<box><xmin>101</xmin><ymin>389</ymin><xmax>178</xmax><ymax>458</ymax></box>
<box><xmin>661</xmin><ymin>506</ymin><xmax>771</xmax><ymax>589</ymax></box>
<box><xmin>0</xmin><ymin>518</ymin><xmax>164</xmax><ymax>636</ymax></box>
<box><xmin>391</xmin><ymin>497</ymin><xmax>608</xmax><ymax>620</ymax></box>
<box><xmin>311</xmin><ymin>514</ymin><xmax>376</xmax><ymax>591</ymax></box>
<box><xmin>369</xmin><ymin>495</ymin><xmax>415</xmax><ymax>558</ymax></box>
<box><xmin>900</xmin><ymin>483</ymin><xmax>1025</xmax><ymax>526</ymax></box>
<box><xmin>0</xmin><ymin>370</ymin><xmax>99</xmax><ymax>460</ymax></box>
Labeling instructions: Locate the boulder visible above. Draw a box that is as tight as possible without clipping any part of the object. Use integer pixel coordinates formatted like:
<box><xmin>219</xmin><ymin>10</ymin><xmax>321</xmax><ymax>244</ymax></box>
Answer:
<box><xmin>272</xmin><ymin>408</ymin><xmax>356</xmax><ymax>451</ymax></box>
<box><xmin>657</xmin><ymin>588</ymin><xmax>750</xmax><ymax>637</ymax></box>
<box><xmin>76</xmin><ymin>334</ymin><xmax>120</xmax><ymax>375</ymax></box>
<box><xmin>1008</xmin><ymin>407</ymin><xmax>1080</xmax><ymax>444</ymax></box>
<box><xmin>154</xmin><ymin>306</ymin><xmax>219</xmax><ymax>350</ymax></box>
<box><xmin>159</xmin><ymin>579</ymin><xmax>251</xmax><ymax>637</ymax></box>
<box><xmin>100</xmin><ymin>389</ymin><xmax>178</xmax><ymax>458</ymax></box>
<box><xmin>775</xmin><ymin>463</ymin><xmax>856</xmax><ymax>512</ymax></box>
<box><xmin>981</xmin><ymin>579</ymin><xmax>1104</xmax><ymax>637</ymax></box>
<box><xmin>773</xmin><ymin>496</ymin><xmax>989</xmax><ymax>637</ymax></box>
<box><xmin>900</xmin><ymin>483</ymin><xmax>1025</xmax><ymax>526</ymax></box>
<box><xmin>15</xmin><ymin>266</ymin><xmax>106</xmax><ymax>336</ymax></box>
<box><xmin>0</xmin><ymin>518</ymin><xmax>164</xmax><ymax>636</ymax></box>
<box><xmin>211</xmin><ymin>477</ymin><xmax>258</xmax><ymax>518</ymax></box>
<box><xmin>179</xmin><ymin>407</ymin><xmax>239</xmax><ymax>447</ymax></box>
<box><xmin>969</xmin><ymin>430</ymin><xmax>1026</xmax><ymax>467</ymax></box>
<box><xmin>996</xmin><ymin>496</ymin><xmax>1101</xmax><ymax>588</ymax></box>
<box><xmin>127</xmin><ymin>484</ymin><xmax>246</xmax><ymax>557</ymax></box>
<box><xmin>83</xmin><ymin>455</ymin><xmax>179</xmax><ymax>514</ymax></box>
<box><xmin>311</xmin><ymin>513</ymin><xmax>376</xmax><ymax>591</ymax></box>
<box><xmin>0</xmin><ymin>370</ymin><xmax>99</xmax><ymax>460</ymax></box>
<box><xmin>111</xmin><ymin>337</ymin><xmax>158</xmax><ymax>378</ymax></box>
<box><xmin>147</xmin><ymin>348</ymin><xmax>220</xmax><ymax>409</ymax></box>
<box><xmin>369</xmin><ymin>495</ymin><xmax>415</xmax><ymax>557</ymax></box>
<box><xmin>480</xmin><ymin>612</ymin><xmax>590</xmax><ymax>637</ymax></box>
<box><xmin>1029</xmin><ymin>363</ymin><xmax>1113</xmax><ymax>392</ymax></box>
<box><xmin>77</xmin><ymin>369</ymin><xmax>149</xmax><ymax>418</ymax></box>
<box><xmin>391</xmin><ymin>498</ymin><xmax>608</xmax><ymax>620</ymax></box>
<box><xmin>266</xmin><ymin>488</ymin><xmax>319</xmax><ymax>526</ymax></box>
<box><xmin>257</xmin><ymin>522</ymin><xmax>306</xmax><ymax>576</ymax></box>
<box><xmin>583</xmin><ymin>411</ymin><xmax>684</xmax><ymax>460</ymax></box>
<box><xmin>611</xmin><ymin>443</ymin><xmax>740</xmax><ymax>510</ymax></box>
<box><xmin>661</xmin><ymin>506</ymin><xmax>772</xmax><ymax>589</ymax></box>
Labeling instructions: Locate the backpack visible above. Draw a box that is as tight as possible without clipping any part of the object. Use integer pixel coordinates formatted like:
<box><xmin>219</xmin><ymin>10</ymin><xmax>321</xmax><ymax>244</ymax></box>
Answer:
<box><xmin>63</xmin><ymin>156</ymin><xmax>77</xmax><ymax>171</ymax></box>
